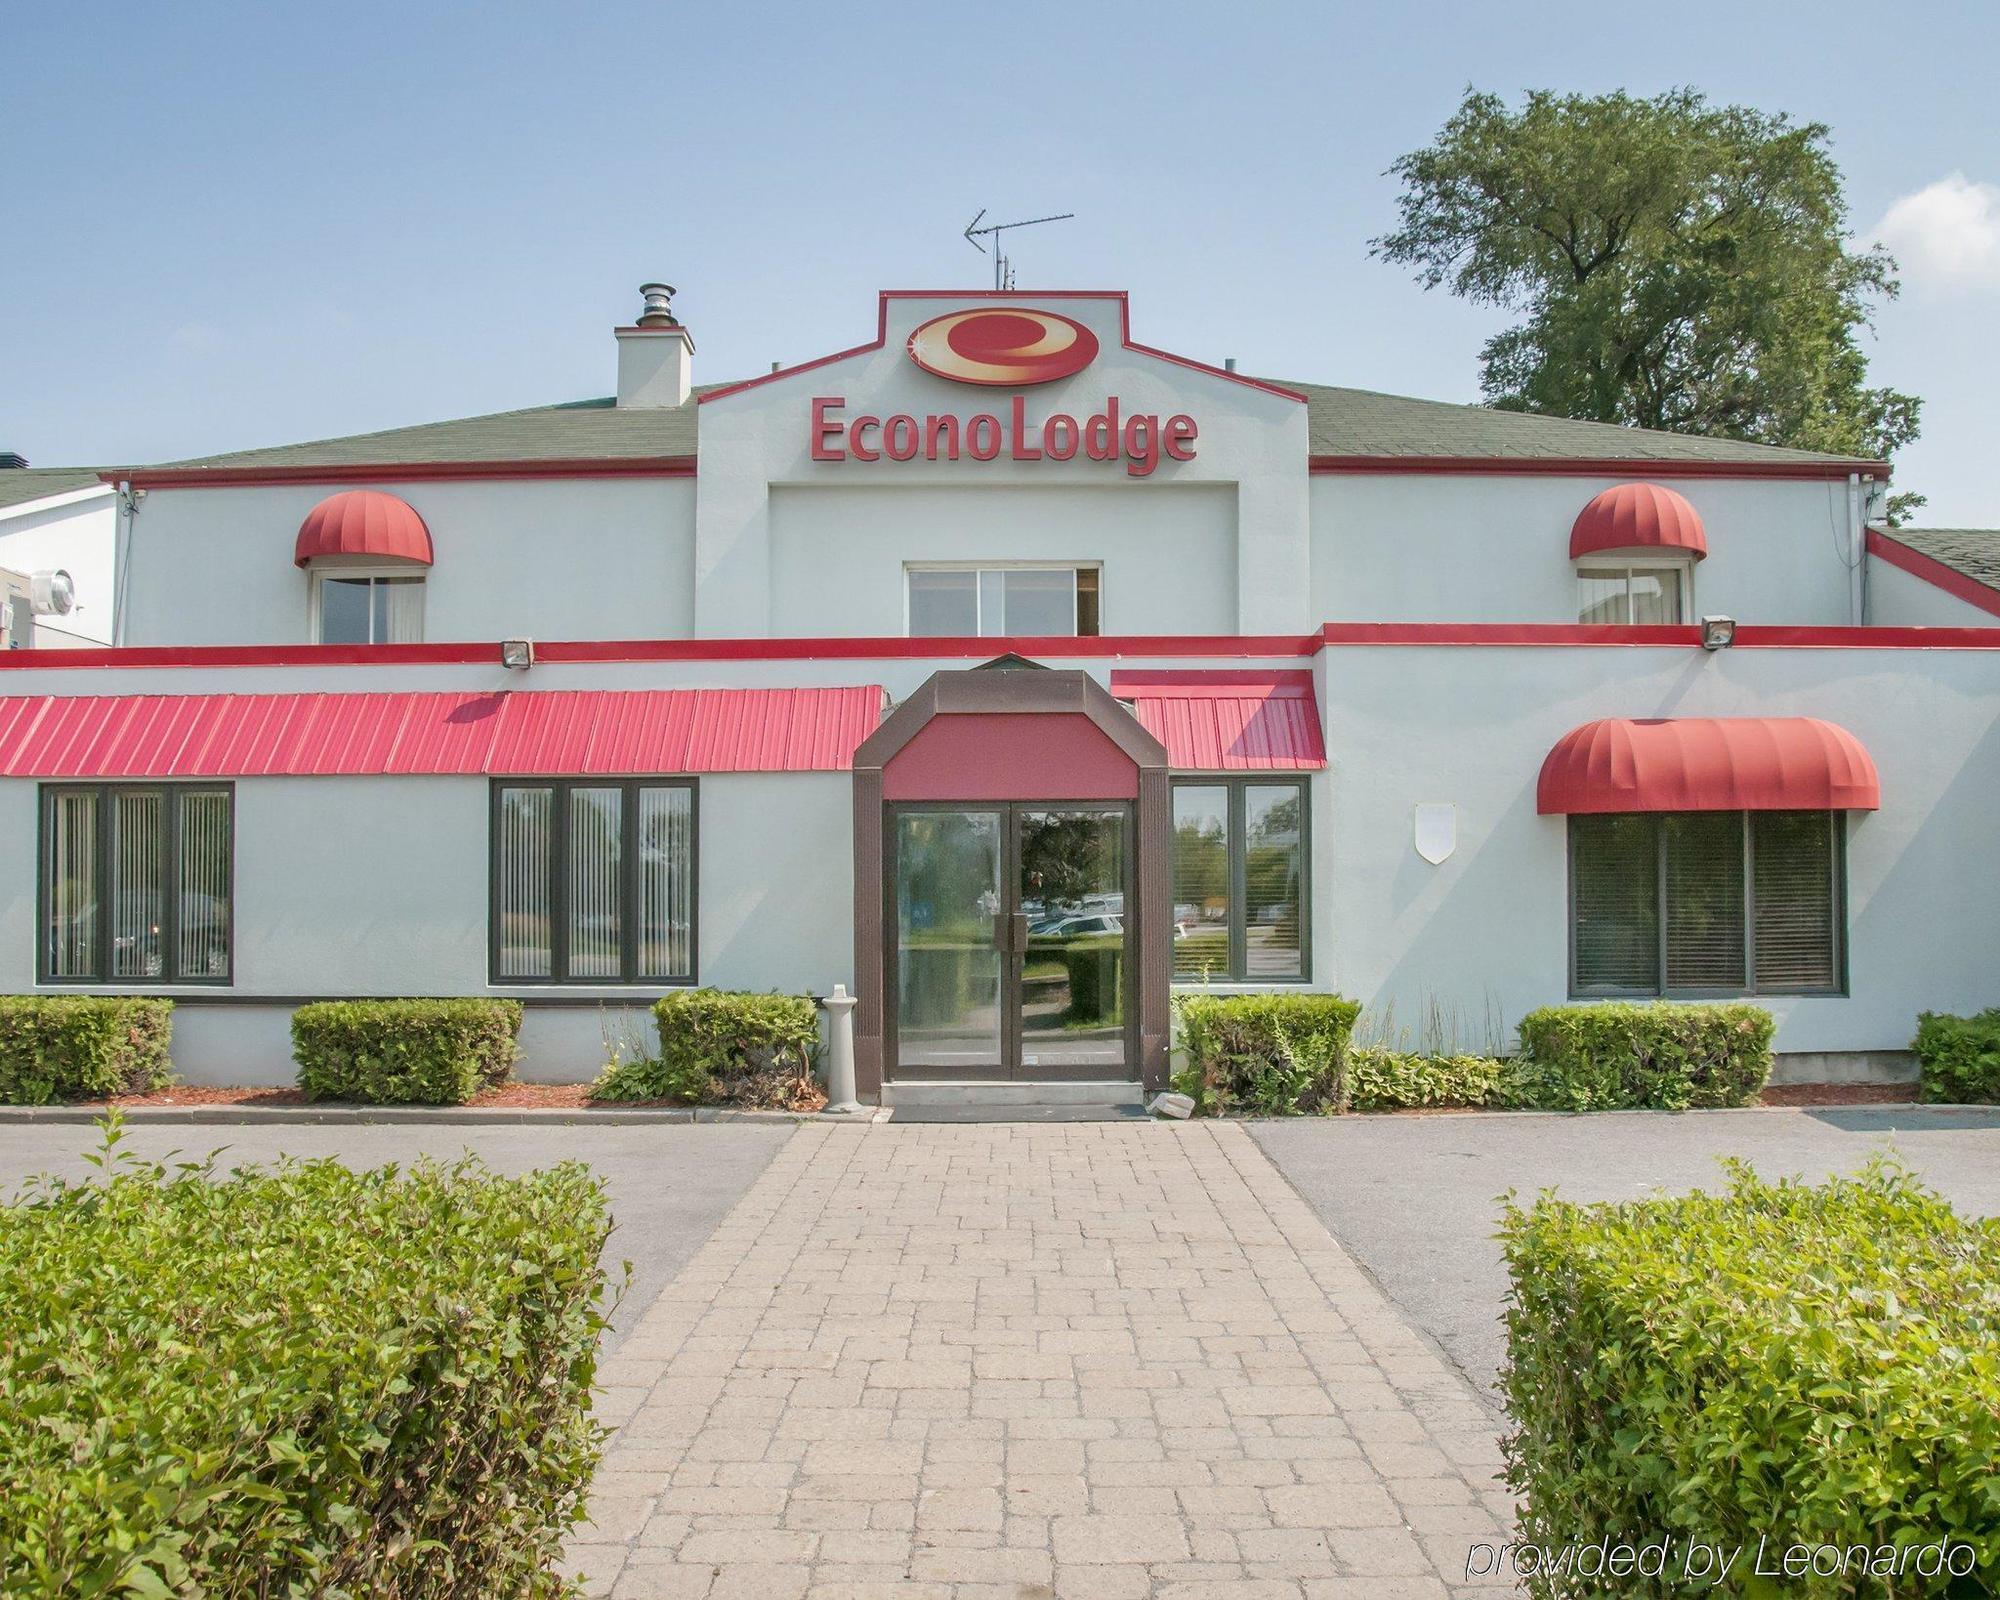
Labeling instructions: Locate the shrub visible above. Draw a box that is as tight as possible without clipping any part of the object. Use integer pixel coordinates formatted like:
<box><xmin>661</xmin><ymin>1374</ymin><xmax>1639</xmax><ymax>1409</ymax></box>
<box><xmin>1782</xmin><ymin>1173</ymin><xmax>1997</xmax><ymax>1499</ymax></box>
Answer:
<box><xmin>1061</xmin><ymin>936</ymin><xmax>1123</xmax><ymax>1026</ymax></box>
<box><xmin>1913</xmin><ymin>1008</ymin><xmax>2000</xmax><ymax>1104</ymax></box>
<box><xmin>1501</xmin><ymin>1162</ymin><xmax>2000</xmax><ymax>1597</ymax></box>
<box><xmin>0</xmin><ymin>996</ymin><xmax>173</xmax><ymax>1104</ymax></box>
<box><xmin>0</xmin><ymin>1117</ymin><xmax>613</xmax><ymax>1598</ymax></box>
<box><xmin>592</xmin><ymin>989</ymin><xmax>821</xmax><ymax>1108</ymax></box>
<box><xmin>1345</xmin><ymin>1048</ymin><xmax>1508</xmax><ymax>1112</ymax></box>
<box><xmin>1175</xmin><ymin>992</ymin><xmax>1360</xmax><ymax>1115</ymax></box>
<box><xmin>293</xmin><ymin>998</ymin><xmax>522</xmax><ymax>1105</ymax></box>
<box><xmin>1512</xmin><ymin>1000</ymin><xmax>1773</xmax><ymax>1111</ymax></box>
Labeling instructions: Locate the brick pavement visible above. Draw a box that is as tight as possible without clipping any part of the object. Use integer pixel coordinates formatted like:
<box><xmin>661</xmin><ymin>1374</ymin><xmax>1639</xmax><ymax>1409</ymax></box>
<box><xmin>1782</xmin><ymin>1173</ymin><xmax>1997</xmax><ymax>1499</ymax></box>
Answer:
<box><xmin>563</xmin><ymin>1120</ymin><xmax>1518</xmax><ymax>1599</ymax></box>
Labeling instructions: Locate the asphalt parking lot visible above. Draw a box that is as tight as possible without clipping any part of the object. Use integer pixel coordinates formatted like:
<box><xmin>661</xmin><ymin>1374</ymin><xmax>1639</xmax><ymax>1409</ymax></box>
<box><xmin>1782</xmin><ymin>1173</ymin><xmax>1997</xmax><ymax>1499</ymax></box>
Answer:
<box><xmin>1252</xmin><ymin>1104</ymin><xmax>2000</xmax><ymax>1408</ymax></box>
<box><xmin>0</xmin><ymin>1120</ymin><xmax>793</xmax><ymax>1349</ymax></box>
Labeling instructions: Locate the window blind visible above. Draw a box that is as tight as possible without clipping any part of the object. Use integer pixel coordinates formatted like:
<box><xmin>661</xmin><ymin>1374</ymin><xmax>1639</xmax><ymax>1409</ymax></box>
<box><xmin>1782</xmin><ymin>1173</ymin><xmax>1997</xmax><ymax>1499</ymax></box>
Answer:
<box><xmin>1571</xmin><ymin>814</ymin><xmax>1659</xmax><ymax>991</ymax></box>
<box><xmin>1753</xmin><ymin>811</ymin><xmax>1838</xmax><ymax>990</ymax></box>
<box><xmin>1664</xmin><ymin>813</ymin><xmax>1746</xmax><ymax>989</ymax></box>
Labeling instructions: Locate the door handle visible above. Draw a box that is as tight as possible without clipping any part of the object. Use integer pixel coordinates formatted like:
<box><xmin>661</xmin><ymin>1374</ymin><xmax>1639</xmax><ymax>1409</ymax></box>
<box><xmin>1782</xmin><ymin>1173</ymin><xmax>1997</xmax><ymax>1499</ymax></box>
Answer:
<box><xmin>1012</xmin><ymin>912</ymin><xmax>1030</xmax><ymax>955</ymax></box>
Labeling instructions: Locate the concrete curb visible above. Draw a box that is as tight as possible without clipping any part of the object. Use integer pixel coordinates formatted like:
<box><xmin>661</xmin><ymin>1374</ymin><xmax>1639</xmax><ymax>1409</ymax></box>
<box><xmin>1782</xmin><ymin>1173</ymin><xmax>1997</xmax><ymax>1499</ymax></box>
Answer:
<box><xmin>0</xmin><ymin>1105</ymin><xmax>831</xmax><ymax>1127</ymax></box>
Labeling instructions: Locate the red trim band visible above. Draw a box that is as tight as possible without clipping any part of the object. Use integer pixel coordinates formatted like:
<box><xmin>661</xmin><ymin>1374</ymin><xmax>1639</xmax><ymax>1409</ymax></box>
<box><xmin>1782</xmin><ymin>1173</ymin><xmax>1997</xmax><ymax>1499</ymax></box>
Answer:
<box><xmin>1867</xmin><ymin>528</ymin><xmax>2000</xmax><ymax>622</ymax></box>
<box><xmin>105</xmin><ymin>459</ymin><xmax>698</xmax><ymax>490</ymax></box>
<box><xmin>8</xmin><ymin>624</ymin><xmax>1999</xmax><ymax>674</ymax></box>
<box><xmin>700</xmin><ymin>291</ymin><xmax>1308</xmax><ymax>406</ymax></box>
<box><xmin>1309</xmin><ymin>454</ymin><xmax>1885</xmax><ymax>482</ymax></box>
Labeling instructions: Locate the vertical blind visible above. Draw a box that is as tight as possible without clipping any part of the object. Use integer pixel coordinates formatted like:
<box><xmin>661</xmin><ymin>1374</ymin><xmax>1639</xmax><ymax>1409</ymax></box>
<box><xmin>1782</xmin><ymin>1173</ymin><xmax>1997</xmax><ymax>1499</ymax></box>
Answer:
<box><xmin>40</xmin><ymin>787</ymin><xmax>232</xmax><ymax>984</ymax></box>
<box><xmin>493</xmin><ymin>780</ymin><xmax>694</xmax><ymax>983</ymax></box>
<box><xmin>1169</xmin><ymin>780</ymin><xmax>1308</xmax><ymax>982</ymax></box>
<box><xmin>1572</xmin><ymin>810</ymin><xmax>1842</xmax><ymax>995</ymax></box>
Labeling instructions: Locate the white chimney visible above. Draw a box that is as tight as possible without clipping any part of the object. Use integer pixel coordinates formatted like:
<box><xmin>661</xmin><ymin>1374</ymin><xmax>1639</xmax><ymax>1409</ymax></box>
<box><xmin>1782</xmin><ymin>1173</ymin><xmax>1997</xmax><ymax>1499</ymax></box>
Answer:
<box><xmin>615</xmin><ymin>282</ymin><xmax>694</xmax><ymax>407</ymax></box>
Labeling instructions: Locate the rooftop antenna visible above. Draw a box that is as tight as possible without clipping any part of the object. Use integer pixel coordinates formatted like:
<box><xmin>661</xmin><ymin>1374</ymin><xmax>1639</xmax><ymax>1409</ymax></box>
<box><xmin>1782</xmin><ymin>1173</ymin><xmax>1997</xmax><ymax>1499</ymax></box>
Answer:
<box><xmin>962</xmin><ymin>208</ymin><xmax>1074</xmax><ymax>291</ymax></box>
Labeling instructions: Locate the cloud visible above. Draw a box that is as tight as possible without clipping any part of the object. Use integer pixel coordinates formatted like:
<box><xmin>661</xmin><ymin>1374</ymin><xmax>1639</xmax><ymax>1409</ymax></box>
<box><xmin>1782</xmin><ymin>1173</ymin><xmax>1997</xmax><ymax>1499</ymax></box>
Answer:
<box><xmin>1870</xmin><ymin>172</ymin><xmax>2000</xmax><ymax>289</ymax></box>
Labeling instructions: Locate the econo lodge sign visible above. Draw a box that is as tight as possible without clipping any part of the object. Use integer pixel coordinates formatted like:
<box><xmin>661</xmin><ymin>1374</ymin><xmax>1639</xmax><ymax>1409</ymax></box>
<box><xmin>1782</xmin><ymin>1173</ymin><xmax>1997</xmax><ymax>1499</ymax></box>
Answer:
<box><xmin>809</xmin><ymin>306</ymin><xmax>1198</xmax><ymax>478</ymax></box>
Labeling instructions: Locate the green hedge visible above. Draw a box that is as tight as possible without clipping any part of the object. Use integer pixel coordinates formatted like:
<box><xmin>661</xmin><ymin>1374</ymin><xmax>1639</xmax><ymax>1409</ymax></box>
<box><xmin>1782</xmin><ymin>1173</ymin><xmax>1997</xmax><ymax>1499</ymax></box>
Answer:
<box><xmin>1501</xmin><ymin>1163</ymin><xmax>1999</xmax><ymax>1597</ymax></box>
<box><xmin>0</xmin><ymin>996</ymin><xmax>173</xmax><ymax>1104</ymax></box>
<box><xmin>1345</xmin><ymin>1048</ymin><xmax>1508</xmax><ymax>1112</ymax></box>
<box><xmin>0</xmin><ymin>1121</ymin><xmax>613</xmax><ymax>1597</ymax></box>
<box><xmin>1512</xmin><ymin>1001</ymin><xmax>1773</xmax><ymax>1110</ymax></box>
<box><xmin>1174</xmin><ymin>992</ymin><xmax>1360</xmax><ymax>1115</ymax></box>
<box><xmin>592</xmin><ymin>989</ymin><xmax>820</xmax><ymax>1107</ymax></box>
<box><xmin>293</xmin><ymin>999</ymin><xmax>522</xmax><ymax>1105</ymax></box>
<box><xmin>1061</xmin><ymin>936</ymin><xmax>1123</xmax><ymax>1026</ymax></box>
<box><xmin>1913</xmin><ymin>1009</ymin><xmax>2000</xmax><ymax>1104</ymax></box>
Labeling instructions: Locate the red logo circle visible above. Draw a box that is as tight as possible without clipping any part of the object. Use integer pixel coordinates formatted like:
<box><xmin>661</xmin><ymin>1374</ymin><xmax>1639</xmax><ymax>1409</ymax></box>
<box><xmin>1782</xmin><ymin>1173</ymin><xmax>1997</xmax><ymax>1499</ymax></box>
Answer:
<box><xmin>906</xmin><ymin>308</ymin><xmax>1100</xmax><ymax>386</ymax></box>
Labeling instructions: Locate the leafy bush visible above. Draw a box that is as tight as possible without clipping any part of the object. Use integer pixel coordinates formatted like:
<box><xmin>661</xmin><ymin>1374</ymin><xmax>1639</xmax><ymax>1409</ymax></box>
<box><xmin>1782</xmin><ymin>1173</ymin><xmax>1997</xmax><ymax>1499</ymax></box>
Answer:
<box><xmin>0</xmin><ymin>1117</ymin><xmax>613</xmax><ymax>1598</ymax></box>
<box><xmin>1061</xmin><ymin>936</ymin><xmax>1123</xmax><ymax>1026</ymax></box>
<box><xmin>1512</xmin><ymin>1001</ymin><xmax>1773</xmax><ymax>1110</ymax></box>
<box><xmin>592</xmin><ymin>989</ymin><xmax>821</xmax><ymax>1108</ymax></box>
<box><xmin>0</xmin><ymin>996</ymin><xmax>173</xmax><ymax>1104</ymax></box>
<box><xmin>293</xmin><ymin>998</ymin><xmax>522</xmax><ymax>1105</ymax></box>
<box><xmin>1913</xmin><ymin>1009</ymin><xmax>2000</xmax><ymax>1104</ymax></box>
<box><xmin>1345</xmin><ymin>1048</ymin><xmax>1508</xmax><ymax>1112</ymax></box>
<box><xmin>1174</xmin><ymin>992</ymin><xmax>1360</xmax><ymax>1115</ymax></box>
<box><xmin>1501</xmin><ymin>1162</ymin><xmax>2000</xmax><ymax>1598</ymax></box>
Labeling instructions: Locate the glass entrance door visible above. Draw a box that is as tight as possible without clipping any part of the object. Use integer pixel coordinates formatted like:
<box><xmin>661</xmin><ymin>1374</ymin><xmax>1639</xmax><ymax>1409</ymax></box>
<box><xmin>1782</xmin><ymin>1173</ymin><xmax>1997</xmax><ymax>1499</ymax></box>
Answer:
<box><xmin>893</xmin><ymin>809</ymin><xmax>1006</xmax><ymax>1074</ymax></box>
<box><xmin>1016</xmin><ymin>808</ymin><xmax>1131</xmax><ymax>1074</ymax></box>
<box><xmin>889</xmin><ymin>804</ymin><xmax>1134</xmax><ymax>1082</ymax></box>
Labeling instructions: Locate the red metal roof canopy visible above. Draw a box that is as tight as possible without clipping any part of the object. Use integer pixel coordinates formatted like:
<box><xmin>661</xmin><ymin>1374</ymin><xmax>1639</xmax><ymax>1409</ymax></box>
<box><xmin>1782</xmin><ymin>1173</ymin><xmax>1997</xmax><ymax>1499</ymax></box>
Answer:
<box><xmin>1569</xmin><ymin>482</ymin><xmax>1707</xmax><ymax>562</ymax></box>
<box><xmin>0</xmin><ymin>687</ymin><xmax>884</xmax><ymax>778</ymax></box>
<box><xmin>1110</xmin><ymin>670</ymin><xmax>1326</xmax><ymax>770</ymax></box>
<box><xmin>294</xmin><ymin>490</ymin><xmax>435</xmax><ymax>567</ymax></box>
<box><xmin>1537</xmin><ymin>717</ymin><xmax>1878</xmax><ymax>814</ymax></box>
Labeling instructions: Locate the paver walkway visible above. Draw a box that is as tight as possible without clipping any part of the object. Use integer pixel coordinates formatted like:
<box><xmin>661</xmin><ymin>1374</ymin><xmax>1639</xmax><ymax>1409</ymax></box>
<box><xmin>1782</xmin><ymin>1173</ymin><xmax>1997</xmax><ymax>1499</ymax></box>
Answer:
<box><xmin>565</xmin><ymin>1121</ymin><xmax>1517</xmax><ymax>1598</ymax></box>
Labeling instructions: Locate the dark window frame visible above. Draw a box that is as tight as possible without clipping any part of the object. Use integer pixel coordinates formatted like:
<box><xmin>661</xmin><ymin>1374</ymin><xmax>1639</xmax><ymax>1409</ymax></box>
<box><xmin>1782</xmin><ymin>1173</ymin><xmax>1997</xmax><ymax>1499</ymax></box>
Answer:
<box><xmin>487</xmin><ymin>777</ymin><xmax>699</xmax><ymax>987</ymax></box>
<box><xmin>1169</xmin><ymin>776</ymin><xmax>1312</xmax><ymax>985</ymax></box>
<box><xmin>1567</xmin><ymin>809</ymin><xmax>1848</xmax><ymax>999</ymax></box>
<box><xmin>35</xmin><ymin>782</ymin><xmax>236</xmax><ymax>987</ymax></box>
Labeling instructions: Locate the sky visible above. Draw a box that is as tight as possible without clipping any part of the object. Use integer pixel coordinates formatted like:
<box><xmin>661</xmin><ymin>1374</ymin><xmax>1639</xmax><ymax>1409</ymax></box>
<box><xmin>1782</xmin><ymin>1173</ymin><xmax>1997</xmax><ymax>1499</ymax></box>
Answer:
<box><xmin>5</xmin><ymin>1</ymin><xmax>1997</xmax><ymax>525</ymax></box>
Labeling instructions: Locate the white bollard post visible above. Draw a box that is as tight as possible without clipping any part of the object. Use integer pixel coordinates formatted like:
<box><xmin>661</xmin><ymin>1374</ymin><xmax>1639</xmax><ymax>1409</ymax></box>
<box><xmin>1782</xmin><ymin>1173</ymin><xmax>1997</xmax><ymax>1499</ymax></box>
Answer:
<box><xmin>821</xmin><ymin>983</ymin><xmax>864</xmax><ymax>1116</ymax></box>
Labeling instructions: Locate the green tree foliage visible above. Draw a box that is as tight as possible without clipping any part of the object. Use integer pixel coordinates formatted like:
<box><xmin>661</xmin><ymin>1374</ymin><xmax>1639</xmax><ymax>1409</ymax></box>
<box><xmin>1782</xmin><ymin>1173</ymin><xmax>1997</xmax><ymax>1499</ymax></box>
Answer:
<box><xmin>1375</xmin><ymin>88</ymin><xmax>1923</xmax><ymax>516</ymax></box>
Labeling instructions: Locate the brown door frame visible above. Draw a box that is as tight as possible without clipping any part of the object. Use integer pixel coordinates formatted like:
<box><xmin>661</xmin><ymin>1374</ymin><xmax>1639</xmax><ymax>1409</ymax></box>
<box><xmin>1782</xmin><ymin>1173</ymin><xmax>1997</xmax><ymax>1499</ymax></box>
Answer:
<box><xmin>853</xmin><ymin>666</ymin><xmax>1171</xmax><ymax>1103</ymax></box>
<box><xmin>883</xmin><ymin>799</ymin><xmax>1139</xmax><ymax>1084</ymax></box>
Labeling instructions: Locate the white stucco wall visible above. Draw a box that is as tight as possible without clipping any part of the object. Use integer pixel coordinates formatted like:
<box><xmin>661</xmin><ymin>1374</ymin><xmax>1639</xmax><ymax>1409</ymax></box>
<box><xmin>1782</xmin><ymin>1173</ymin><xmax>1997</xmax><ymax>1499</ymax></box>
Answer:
<box><xmin>694</xmin><ymin>294</ymin><xmax>1310</xmax><ymax>637</ymax></box>
<box><xmin>1310</xmin><ymin>474</ymin><xmax>1861</xmax><ymax>626</ymax></box>
<box><xmin>0</xmin><ymin>488</ymin><xmax>116</xmax><ymax>644</ymax></box>
<box><xmin>1866</xmin><ymin>553</ymin><xmax>2000</xmax><ymax>627</ymax></box>
<box><xmin>767</xmin><ymin>483</ymin><xmax>1236</xmax><ymax>636</ymax></box>
<box><xmin>0</xmin><ymin>764</ymin><xmax>854</xmax><ymax>1083</ymax></box>
<box><xmin>118</xmin><ymin>478</ymin><xmax>696</xmax><ymax>646</ymax></box>
<box><xmin>1320</xmin><ymin>641</ymin><xmax>2000</xmax><ymax>1054</ymax></box>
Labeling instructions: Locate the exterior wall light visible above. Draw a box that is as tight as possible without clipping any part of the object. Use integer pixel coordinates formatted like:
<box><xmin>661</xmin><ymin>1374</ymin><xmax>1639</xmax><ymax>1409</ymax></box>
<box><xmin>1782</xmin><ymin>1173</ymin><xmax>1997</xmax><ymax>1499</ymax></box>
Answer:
<box><xmin>500</xmin><ymin>639</ymin><xmax>535</xmax><ymax>670</ymax></box>
<box><xmin>1700</xmin><ymin>615</ymin><xmax>1737</xmax><ymax>651</ymax></box>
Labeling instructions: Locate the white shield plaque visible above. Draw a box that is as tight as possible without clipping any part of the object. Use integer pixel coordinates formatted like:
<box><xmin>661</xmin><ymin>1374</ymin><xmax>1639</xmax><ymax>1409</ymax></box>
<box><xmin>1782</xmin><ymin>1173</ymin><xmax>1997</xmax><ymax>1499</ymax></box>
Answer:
<box><xmin>1413</xmin><ymin>803</ymin><xmax>1456</xmax><ymax>865</ymax></box>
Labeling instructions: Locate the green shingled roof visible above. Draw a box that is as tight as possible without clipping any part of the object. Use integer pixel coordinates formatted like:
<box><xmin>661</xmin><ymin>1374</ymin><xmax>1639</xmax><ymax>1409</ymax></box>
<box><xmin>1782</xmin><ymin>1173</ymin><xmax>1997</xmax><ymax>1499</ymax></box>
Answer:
<box><xmin>1888</xmin><ymin>528</ymin><xmax>2000</xmax><ymax>594</ymax></box>
<box><xmin>1269</xmin><ymin>380</ymin><xmax>1868</xmax><ymax>464</ymax></box>
<box><xmin>140</xmin><ymin>376</ymin><xmax>1876</xmax><ymax>474</ymax></box>
<box><xmin>0</xmin><ymin>468</ymin><xmax>108</xmax><ymax>513</ymax></box>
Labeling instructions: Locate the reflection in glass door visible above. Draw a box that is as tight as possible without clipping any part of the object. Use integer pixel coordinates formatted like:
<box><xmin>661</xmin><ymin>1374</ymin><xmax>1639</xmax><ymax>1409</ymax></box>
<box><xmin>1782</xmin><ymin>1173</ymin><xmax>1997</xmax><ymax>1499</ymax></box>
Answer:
<box><xmin>893</xmin><ymin>810</ymin><xmax>1003</xmax><ymax>1072</ymax></box>
<box><xmin>1017</xmin><ymin>809</ymin><xmax>1130</xmax><ymax>1072</ymax></box>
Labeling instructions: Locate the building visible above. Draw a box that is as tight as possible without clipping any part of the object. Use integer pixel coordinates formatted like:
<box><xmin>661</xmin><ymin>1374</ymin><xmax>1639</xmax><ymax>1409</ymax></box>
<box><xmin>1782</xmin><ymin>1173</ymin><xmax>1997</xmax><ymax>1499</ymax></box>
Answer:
<box><xmin>0</xmin><ymin>285</ymin><xmax>1994</xmax><ymax>1101</ymax></box>
<box><xmin>0</xmin><ymin>463</ymin><xmax>115</xmax><ymax>648</ymax></box>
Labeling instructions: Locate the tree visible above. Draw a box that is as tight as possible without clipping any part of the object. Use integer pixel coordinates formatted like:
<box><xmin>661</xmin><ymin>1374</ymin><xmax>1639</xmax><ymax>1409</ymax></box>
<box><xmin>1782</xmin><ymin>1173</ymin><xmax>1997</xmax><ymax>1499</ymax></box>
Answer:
<box><xmin>1374</xmin><ymin>88</ymin><xmax>1923</xmax><ymax>519</ymax></box>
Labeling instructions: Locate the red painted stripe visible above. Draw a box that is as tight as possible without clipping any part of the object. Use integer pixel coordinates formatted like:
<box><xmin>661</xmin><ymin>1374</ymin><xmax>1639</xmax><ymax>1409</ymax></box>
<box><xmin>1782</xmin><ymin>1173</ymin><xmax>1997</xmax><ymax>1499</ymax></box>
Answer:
<box><xmin>1309</xmin><ymin>454</ymin><xmax>1884</xmax><ymax>482</ymax></box>
<box><xmin>0</xmin><ymin>687</ymin><xmax>886</xmax><ymax>778</ymax></box>
<box><xmin>107</xmin><ymin>459</ymin><xmax>698</xmax><ymax>490</ymax></box>
<box><xmin>1866</xmin><ymin>528</ymin><xmax>2000</xmax><ymax>621</ymax></box>
<box><xmin>1317</xmin><ymin>622</ymin><xmax>2000</xmax><ymax>649</ymax></box>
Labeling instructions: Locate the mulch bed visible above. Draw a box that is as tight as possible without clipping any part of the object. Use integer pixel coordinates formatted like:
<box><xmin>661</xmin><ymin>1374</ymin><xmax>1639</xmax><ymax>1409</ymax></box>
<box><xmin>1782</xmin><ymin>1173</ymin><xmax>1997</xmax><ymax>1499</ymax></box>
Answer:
<box><xmin>65</xmin><ymin>1083</ymin><xmax>689</xmax><ymax>1111</ymax></box>
<box><xmin>1759</xmin><ymin>1082</ymin><xmax>1919</xmax><ymax>1107</ymax></box>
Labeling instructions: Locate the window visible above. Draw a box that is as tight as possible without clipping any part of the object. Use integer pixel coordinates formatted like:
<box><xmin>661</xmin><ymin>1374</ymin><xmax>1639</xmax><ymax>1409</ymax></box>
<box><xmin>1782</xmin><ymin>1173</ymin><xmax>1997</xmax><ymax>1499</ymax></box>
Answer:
<box><xmin>1569</xmin><ymin>811</ymin><xmax>1844</xmax><ymax>996</ymax></box>
<box><xmin>906</xmin><ymin>565</ymin><xmax>1101</xmax><ymax>637</ymax></box>
<box><xmin>491</xmin><ymin>780</ymin><xmax>695</xmax><ymax>984</ymax></box>
<box><xmin>314</xmin><ymin>572</ymin><xmax>425</xmax><ymax>644</ymax></box>
<box><xmin>38</xmin><ymin>785</ymin><xmax>233</xmax><ymax>984</ymax></box>
<box><xmin>1171</xmin><ymin>779</ymin><xmax>1308</xmax><ymax>982</ymax></box>
<box><xmin>1577</xmin><ymin>562</ymin><xmax>1687</xmax><ymax>624</ymax></box>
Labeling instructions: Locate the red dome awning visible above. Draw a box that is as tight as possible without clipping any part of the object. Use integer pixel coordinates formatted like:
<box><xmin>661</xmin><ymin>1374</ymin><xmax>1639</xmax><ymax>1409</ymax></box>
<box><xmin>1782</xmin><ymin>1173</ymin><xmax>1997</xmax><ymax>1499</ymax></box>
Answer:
<box><xmin>294</xmin><ymin>490</ymin><xmax>434</xmax><ymax>567</ymax></box>
<box><xmin>1569</xmin><ymin>482</ymin><xmax>1707</xmax><ymax>561</ymax></box>
<box><xmin>1537</xmin><ymin>717</ymin><xmax>1879</xmax><ymax>814</ymax></box>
